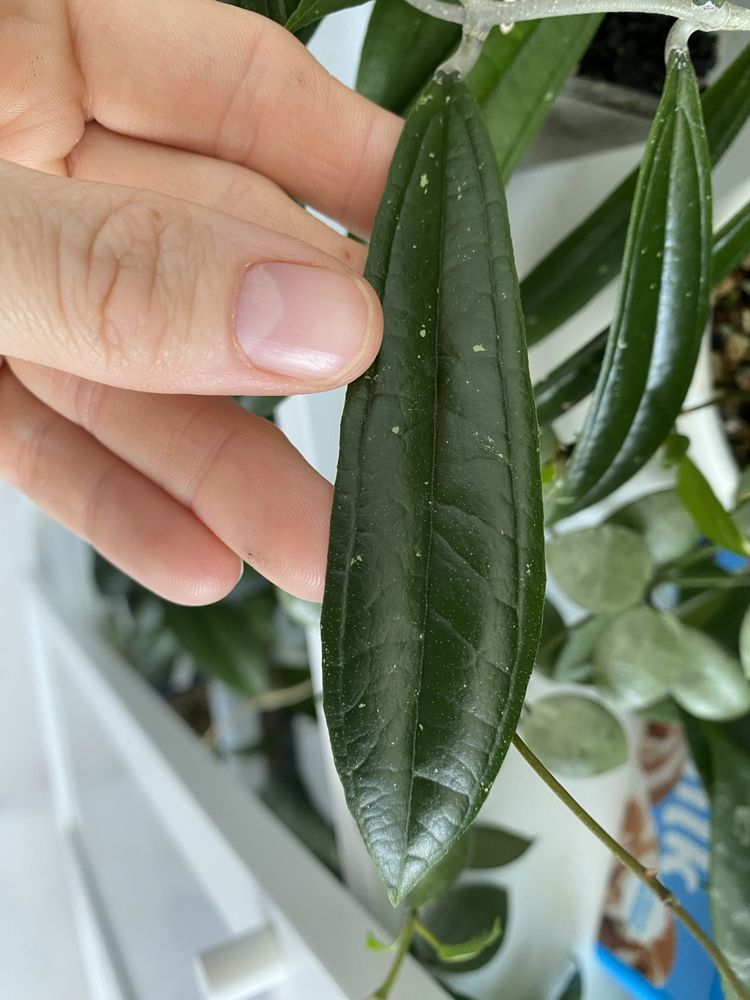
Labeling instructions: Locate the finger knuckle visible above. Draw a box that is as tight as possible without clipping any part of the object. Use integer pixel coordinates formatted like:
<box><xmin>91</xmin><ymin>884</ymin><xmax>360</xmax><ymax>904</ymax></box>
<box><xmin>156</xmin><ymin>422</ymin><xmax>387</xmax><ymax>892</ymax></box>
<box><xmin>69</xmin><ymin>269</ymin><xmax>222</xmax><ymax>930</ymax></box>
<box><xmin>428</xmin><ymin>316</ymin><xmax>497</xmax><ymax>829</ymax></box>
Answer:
<box><xmin>59</xmin><ymin>197</ymin><xmax>195</xmax><ymax>375</ymax></box>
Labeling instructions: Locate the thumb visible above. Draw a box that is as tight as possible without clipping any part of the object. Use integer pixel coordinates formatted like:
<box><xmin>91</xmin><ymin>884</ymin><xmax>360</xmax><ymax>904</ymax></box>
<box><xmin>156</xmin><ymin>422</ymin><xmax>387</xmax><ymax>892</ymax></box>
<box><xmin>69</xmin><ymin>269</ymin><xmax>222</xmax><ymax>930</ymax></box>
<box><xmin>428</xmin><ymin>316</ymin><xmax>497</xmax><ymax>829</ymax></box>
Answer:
<box><xmin>0</xmin><ymin>160</ymin><xmax>381</xmax><ymax>394</ymax></box>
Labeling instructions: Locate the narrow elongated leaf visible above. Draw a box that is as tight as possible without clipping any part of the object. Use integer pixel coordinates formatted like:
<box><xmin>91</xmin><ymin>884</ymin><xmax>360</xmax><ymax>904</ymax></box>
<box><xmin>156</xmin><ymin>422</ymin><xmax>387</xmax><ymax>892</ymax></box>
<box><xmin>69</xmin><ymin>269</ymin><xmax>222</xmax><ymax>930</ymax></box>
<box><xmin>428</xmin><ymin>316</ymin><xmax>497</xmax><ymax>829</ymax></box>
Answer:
<box><xmin>357</xmin><ymin>0</ymin><xmax>460</xmax><ymax>113</ymax></box>
<box><xmin>712</xmin><ymin>197</ymin><xmax>750</xmax><ymax>283</ymax></box>
<box><xmin>322</xmin><ymin>73</ymin><xmax>545</xmax><ymax>903</ymax></box>
<box><xmin>706</xmin><ymin>726</ymin><xmax>750</xmax><ymax>995</ymax></box>
<box><xmin>467</xmin><ymin>17</ymin><xmax>602</xmax><ymax>181</ymax></box>
<box><xmin>522</xmin><ymin>41</ymin><xmax>750</xmax><ymax>346</ymax></box>
<box><xmin>534</xmin><ymin>329</ymin><xmax>607</xmax><ymax>426</ymax></box>
<box><xmin>285</xmin><ymin>0</ymin><xmax>364</xmax><ymax>32</ymax></box>
<box><xmin>677</xmin><ymin>456</ymin><xmax>750</xmax><ymax>557</ymax></box>
<box><xmin>533</xmin><ymin>197</ymin><xmax>750</xmax><ymax>427</ymax></box>
<box><xmin>358</xmin><ymin>10</ymin><xmax>600</xmax><ymax>180</ymax></box>
<box><xmin>553</xmin><ymin>51</ymin><xmax>711</xmax><ymax>516</ymax></box>
<box><xmin>221</xmin><ymin>0</ymin><xmax>317</xmax><ymax>41</ymax></box>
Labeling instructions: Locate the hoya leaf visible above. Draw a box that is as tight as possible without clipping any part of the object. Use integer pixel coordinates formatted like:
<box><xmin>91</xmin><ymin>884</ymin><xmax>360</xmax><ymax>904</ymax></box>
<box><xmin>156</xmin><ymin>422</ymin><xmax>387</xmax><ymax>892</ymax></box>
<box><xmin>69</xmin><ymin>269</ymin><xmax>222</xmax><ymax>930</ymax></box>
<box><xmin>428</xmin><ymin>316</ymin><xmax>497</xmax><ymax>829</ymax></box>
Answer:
<box><xmin>285</xmin><ymin>0</ymin><xmax>364</xmax><ymax>32</ymax></box>
<box><xmin>468</xmin><ymin>824</ymin><xmax>532</xmax><ymax>868</ymax></box>
<box><xmin>740</xmin><ymin>606</ymin><xmax>750</xmax><ymax>679</ymax></box>
<box><xmin>521</xmin><ymin>693</ymin><xmax>628</xmax><ymax>777</ymax></box>
<box><xmin>535</xmin><ymin>600</ymin><xmax>567</xmax><ymax>675</ymax></box>
<box><xmin>164</xmin><ymin>602</ymin><xmax>271</xmax><ymax>697</ymax></box>
<box><xmin>414</xmin><ymin>884</ymin><xmax>508</xmax><ymax>973</ymax></box>
<box><xmin>547</xmin><ymin>525</ymin><xmax>653</xmax><ymax>614</ymax></box>
<box><xmin>712</xmin><ymin>197</ymin><xmax>750</xmax><ymax>283</ymax></box>
<box><xmin>608</xmin><ymin>489</ymin><xmax>700</xmax><ymax>565</ymax></box>
<box><xmin>706</xmin><ymin>726</ymin><xmax>750</xmax><ymax>994</ymax></box>
<box><xmin>366</xmin><ymin>931</ymin><xmax>396</xmax><ymax>953</ymax></box>
<box><xmin>357</xmin><ymin>0</ymin><xmax>460</xmax><ymax>113</ymax></box>
<box><xmin>466</xmin><ymin>16</ymin><xmax>602</xmax><ymax>180</ymax></box>
<box><xmin>416</xmin><ymin>917</ymin><xmax>502</xmax><ymax>964</ymax></box>
<box><xmin>552</xmin><ymin>615</ymin><xmax>611</xmax><ymax>683</ymax></box>
<box><xmin>522</xmin><ymin>41</ymin><xmax>750</xmax><ymax>346</ymax></box>
<box><xmin>593</xmin><ymin>606</ymin><xmax>682</xmax><ymax>710</ymax></box>
<box><xmin>533</xmin><ymin>329</ymin><xmax>607</xmax><ymax>426</ymax></box>
<box><xmin>671</xmin><ymin>628</ymin><xmax>750</xmax><ymax>721</ymax></box>
<box><xmin>553</xmin><ymin>50</ymin><xmax>712</xmax><ymax>516</ymax></box>
<box><xmin>321</xmin><ymin>73</ymin><xmax>545</xmax><ymax>904</ymax></box>
<box><xmin>677</xmin><ymin>456</ymin><xmax>750</xmax><ymax>557</ymax></box>
<box><xmin>407</xmin><ymin>831</ymin><xmax>471</xmax><ymax>908</ymax></box>
<box><xmin>357</xmin><ymin>11</ymin><xmax>600</xmax><ymax>181</ymax></box>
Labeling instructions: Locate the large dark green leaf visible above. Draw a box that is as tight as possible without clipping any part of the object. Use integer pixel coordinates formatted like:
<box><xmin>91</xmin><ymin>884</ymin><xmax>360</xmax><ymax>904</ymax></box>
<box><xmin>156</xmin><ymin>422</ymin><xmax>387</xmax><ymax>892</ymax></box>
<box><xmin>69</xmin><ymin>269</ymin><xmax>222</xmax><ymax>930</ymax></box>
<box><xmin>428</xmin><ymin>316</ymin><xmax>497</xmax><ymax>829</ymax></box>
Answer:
<box><xmin>553</xmin><ymin>50</ymin><xmax>711</xmax><ymax>516</ymax></box>
<box><xmin>467</xmin><ymin>16</ymin><xmax>602</xmax><ymax>181</ymax></box>
<box><xmin>321</xmin><ymin>73</ymin><xmax>545</xmax><ymax>903</ymax></box>
<box><xmin>407</xmin><ymin>831</ymin><xmax>471</xmax><ymax>908</ymax></box>
<box><xmin>522</xmin><ymin>41</ymin><xmax>750</xmax><ymax>346</ymax></box>
<box><xmin>706</xmin><ymin>726</ymin><xmax>750</xmax><ymax>995</ymax></box>
<box><xmin>357</xmin><ymin>0</ymin><xmax>460</xmax><ymax>114</ymax></box>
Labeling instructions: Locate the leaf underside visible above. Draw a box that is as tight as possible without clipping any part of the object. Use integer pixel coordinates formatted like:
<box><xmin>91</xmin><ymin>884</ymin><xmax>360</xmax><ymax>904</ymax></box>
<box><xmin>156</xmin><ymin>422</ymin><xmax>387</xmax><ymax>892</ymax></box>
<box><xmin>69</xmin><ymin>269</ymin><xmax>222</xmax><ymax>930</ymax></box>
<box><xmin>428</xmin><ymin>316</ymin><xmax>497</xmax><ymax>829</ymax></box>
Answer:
<box><xmin>321</xmin><ymin>74</ymin><xmax>545</xmax><ymax>903</ymax></box>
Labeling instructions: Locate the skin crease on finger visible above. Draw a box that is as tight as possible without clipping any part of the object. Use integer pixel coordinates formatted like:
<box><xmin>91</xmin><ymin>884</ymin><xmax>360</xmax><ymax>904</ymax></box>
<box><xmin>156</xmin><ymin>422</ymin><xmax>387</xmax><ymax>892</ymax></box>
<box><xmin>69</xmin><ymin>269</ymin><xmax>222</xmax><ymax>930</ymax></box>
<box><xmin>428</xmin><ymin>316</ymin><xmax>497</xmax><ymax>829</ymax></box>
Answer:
<box><xmin>0</xmin><ymin>0</ymin><xmax>400</xmax><ymax>603</ymax></box>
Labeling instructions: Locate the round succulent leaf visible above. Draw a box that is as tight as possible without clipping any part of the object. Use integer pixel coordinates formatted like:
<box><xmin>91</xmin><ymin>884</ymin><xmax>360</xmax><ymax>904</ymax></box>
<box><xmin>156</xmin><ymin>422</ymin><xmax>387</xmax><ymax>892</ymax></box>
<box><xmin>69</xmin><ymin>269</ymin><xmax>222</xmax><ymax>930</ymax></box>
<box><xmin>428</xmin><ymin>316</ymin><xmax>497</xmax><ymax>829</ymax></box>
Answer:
<box><xmin>547</xmin><ymin>525</ymin><xmax>653</xmax><ymax>614</ymax></box>
<box><xmin>609</xmin><ymin>489</ymin><xmax>699</xmax><ymax>565</ymax></box>
<box><xmin>593</xmin><ymin>606</ymin><xmax>682</xmax><ymax>709</ymax></box>
<box><xmin>520</xmin><ymin>693</ymin><xmax>628</xmax><ymax>777</ymax></box>
<box><xmin>414</xmin><ymin>884</ymin><xmax>508</xmax><ymax>973</ymax></box>
<box><xmin>671</xmin><ymin>627</ymin><xmax>750</xmax><ymax>721</ymax></box>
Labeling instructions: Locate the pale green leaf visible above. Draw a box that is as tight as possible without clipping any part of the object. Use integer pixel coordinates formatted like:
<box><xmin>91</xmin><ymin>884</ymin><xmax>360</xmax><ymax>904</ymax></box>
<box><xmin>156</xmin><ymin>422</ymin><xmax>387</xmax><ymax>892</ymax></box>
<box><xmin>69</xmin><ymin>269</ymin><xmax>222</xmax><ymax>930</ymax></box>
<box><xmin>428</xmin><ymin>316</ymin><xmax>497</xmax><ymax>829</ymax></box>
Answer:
<box><xmin>521</xmin><ymin>693</ymin><xmax>628</xmax><ymax>777</ymax></box>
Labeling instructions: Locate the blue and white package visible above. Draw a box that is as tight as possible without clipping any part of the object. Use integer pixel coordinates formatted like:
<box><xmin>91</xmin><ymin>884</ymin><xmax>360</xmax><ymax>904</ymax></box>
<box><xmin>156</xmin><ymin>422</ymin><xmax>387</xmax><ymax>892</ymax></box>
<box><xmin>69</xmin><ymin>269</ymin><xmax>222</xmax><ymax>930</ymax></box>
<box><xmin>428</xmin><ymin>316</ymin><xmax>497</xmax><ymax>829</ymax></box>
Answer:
<box><xmin>597</xmin><ymin>723</ymin><xmax>723</xmax><ymax>999</ymax></box>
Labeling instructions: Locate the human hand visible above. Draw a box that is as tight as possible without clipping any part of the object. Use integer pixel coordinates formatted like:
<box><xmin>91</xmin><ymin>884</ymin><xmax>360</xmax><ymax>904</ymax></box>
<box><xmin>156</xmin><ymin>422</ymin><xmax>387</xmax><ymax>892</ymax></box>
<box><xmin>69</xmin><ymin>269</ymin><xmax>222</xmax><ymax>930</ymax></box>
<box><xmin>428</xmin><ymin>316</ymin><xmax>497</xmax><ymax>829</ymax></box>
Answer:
<box><xmin>0</xmin><ymin>0</ymin><xmax>401</xmax><ymax>604</ymax></box>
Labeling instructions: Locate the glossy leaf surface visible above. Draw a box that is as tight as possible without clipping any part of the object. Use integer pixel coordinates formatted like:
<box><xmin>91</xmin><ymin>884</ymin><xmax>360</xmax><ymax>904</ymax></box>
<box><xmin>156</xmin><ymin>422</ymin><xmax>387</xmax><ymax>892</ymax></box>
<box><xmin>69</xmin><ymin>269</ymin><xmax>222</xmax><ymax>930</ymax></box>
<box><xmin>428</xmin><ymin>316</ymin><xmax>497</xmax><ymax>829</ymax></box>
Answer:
<box><xmin>677</xmin><ymin>456</ymin><xmax>750</xmax><ymax>557</ymax></box>
<box><xmin>547</xmin><ymin>525</ymin><xmax>653</xmax><ymax>614</ymax></box>
<box><xmin>357</xmin><ymin>10</ymin><xmax>599</xmax><ymax>181</ymax></box>
<box><xmin>466</xmin><ymin>16</ymin><xmax>602</xmax><ymax>180</ymax></box>
<box><xmin>357</xmin><ymin>0</ymin><xmax>459</xmax><ymax>113</ymax></box>
<box><xmin>554</xmin><ymin>51</ymin><xmax>711</xmax><ymax>516</ymax></box>
<box><xmin>521</xmin><ymin>693</ymin><xmax>628</xmax><ymax>776</ymax></box>
<box><xmin>707</xmin><ymin>726</ymin><xmax>750</xmax><ymax>995</ymax></box>
<box><xmin>322</xmin><ymin>73</ymin><xmax>545</xmax><ymax>903</ymax></box>
<box><xmin>522</xmin><ymin>41</ymin><xmax>750</xmax><ymax>346</ymax></box>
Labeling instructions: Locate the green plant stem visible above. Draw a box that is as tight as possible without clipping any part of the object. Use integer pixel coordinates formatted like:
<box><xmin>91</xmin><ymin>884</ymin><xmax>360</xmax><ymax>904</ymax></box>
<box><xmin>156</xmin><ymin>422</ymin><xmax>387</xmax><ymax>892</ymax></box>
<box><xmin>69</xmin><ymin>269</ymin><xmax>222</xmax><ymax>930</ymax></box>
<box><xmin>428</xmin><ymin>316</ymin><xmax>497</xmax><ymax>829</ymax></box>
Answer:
<box><xmin>369</xmin><ymin>914</ymin><xmax>417</xmax><ymax>1000</ymax></box>
<box><xmin>202</xmin><ymin>678</ymin><xmax>315</xmax><ymax>749</ymax></box>
<box><xmin>512</xmin><ymin>734</ymin><xmax>750</xmax><ymax>1000</ymax></box>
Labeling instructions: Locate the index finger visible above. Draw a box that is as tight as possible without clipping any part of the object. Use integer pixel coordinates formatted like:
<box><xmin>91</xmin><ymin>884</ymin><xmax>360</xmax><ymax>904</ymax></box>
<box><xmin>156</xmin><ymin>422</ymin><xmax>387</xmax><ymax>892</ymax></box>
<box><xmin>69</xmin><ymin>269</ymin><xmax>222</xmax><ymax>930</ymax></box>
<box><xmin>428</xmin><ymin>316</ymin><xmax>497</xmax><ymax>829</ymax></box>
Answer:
<box><xmin>69</xmin><ymin>0</ymin><xmax>402</xmax><ymax>235</ymax></box>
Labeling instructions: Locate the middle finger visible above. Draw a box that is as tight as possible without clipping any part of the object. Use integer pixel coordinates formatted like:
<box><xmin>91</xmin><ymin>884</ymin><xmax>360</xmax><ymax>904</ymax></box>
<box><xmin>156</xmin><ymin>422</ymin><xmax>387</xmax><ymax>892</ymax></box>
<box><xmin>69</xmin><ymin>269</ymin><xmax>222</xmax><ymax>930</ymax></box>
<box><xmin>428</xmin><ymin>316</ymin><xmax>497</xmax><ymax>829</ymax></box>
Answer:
<box><xmin>11</xmin><ymin>359</ymin><xmax>333</xmax><ymax>601</ymax></box>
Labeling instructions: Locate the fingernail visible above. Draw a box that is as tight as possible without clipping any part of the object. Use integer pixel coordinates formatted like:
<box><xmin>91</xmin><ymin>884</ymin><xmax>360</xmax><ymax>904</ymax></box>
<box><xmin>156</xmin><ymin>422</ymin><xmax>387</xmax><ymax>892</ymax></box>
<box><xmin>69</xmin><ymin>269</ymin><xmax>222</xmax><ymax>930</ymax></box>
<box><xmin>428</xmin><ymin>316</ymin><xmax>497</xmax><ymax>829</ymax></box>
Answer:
<box><xmin>235</xmin><ymin>262</ymin><xmax>373</xmax><ymax>381</ymax></box>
